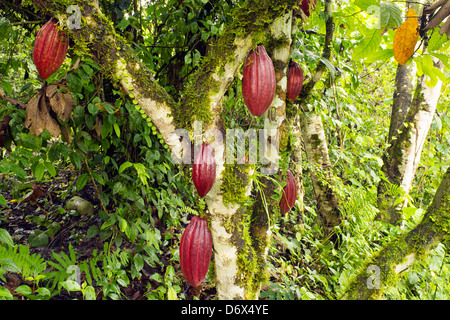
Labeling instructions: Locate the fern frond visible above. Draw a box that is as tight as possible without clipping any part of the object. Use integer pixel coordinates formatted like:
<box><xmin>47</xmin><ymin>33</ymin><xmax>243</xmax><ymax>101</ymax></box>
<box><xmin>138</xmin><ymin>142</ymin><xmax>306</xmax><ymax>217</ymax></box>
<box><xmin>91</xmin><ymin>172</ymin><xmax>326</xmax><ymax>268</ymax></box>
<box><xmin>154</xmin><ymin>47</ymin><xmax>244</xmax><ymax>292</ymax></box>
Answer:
<box><xmin>0</xmin><ymin>244</ymin><xmax>47</xmax><ymax>279</ymax></box>
<box><xmin>179</xmin><ymin>206</ymin><xmax>198</xmax><ymax>216</ymax></box>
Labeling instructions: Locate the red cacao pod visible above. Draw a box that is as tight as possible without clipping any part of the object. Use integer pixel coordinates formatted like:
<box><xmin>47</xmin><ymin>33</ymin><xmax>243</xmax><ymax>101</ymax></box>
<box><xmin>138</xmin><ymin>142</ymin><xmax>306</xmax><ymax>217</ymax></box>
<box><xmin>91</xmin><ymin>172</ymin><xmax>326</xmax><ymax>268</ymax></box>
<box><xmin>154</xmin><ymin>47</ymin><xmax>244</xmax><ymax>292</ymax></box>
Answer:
<box><xmin>179</xmin><ymin>216</ymin><xmax>213</xmax><ymax>287</ymax></box>
<box><xmin>242</xmin><ymin>45</ymin><xmax>276</xmax><ymax>117</ymax></box>
<box><xmin>300</xmin><ymin>0</ymin><xmax>317</xmax><ymax>17</ymax></box>
<box><xmin>287</xmin><ymin>61</ymin><xmax>304</xmax><ymax>101</ymax></box>
<box><xmin>192</xmin><ymin>143</ymin><xmax>216</xmax><ymax>198</ymax></box>
<box><xmin>33</xmin><ymin>18</ymin><xmax>69</xmax><ymax>80</ymax></box>
<box><xmin>280</xmin><ymin>170</ymin><xmax>297</xmax><ymax>214</ymax></box>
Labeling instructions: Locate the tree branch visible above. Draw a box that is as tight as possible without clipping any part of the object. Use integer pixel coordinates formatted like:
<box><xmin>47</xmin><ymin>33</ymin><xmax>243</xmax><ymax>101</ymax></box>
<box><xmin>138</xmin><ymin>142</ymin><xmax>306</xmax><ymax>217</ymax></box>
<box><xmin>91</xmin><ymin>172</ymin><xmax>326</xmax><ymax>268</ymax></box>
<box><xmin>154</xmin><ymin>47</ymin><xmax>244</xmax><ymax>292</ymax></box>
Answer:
<box><xmin>341</xmin><ymin>167</ymin><xmax>450</xmax><ymax>300</ymax></box>
<box><xmin>0</xmin><ymin>90</ymin><xmax>27</xmax><ymax>109</ymax></box>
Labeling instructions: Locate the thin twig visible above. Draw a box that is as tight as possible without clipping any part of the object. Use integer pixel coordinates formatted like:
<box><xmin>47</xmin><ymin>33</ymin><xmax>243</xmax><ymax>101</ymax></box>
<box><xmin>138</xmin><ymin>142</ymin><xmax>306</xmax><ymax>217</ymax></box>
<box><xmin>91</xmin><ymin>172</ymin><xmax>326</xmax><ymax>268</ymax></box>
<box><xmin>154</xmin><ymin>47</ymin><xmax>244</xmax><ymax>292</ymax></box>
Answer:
<box><xmin>10</xmin><ymin>20</ymin><xmax>45</xmax><ymax>26</ymax></box>
<box><xmin>0</xmin><ymin>90</ymin><xmax>27</xmax><ymax>109</ymax></box>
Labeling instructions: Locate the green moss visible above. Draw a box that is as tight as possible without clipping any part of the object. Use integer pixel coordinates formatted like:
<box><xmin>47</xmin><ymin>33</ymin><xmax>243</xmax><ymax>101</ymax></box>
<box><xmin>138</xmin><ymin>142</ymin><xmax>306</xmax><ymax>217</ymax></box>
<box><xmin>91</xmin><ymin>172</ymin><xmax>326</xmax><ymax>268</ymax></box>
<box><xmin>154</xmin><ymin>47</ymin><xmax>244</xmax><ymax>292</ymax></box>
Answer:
<box><xmin>223</xmin><ymin>209</ymin><xmax>267</xmax><ymax>299</ymax></box>
<box><xmin>429</xmin><ymin>194</ymin><xmax>450</xmax><ymax>234</ymax></box>
<box><xmin>176</xmin><ymin>59</ymin><xmax>220</xmax><ymax>129</ymax></box>
<box><xmin>221</xmin><ymin>164</ymin><xmax>253</xmax><ymax>207</ymax></box>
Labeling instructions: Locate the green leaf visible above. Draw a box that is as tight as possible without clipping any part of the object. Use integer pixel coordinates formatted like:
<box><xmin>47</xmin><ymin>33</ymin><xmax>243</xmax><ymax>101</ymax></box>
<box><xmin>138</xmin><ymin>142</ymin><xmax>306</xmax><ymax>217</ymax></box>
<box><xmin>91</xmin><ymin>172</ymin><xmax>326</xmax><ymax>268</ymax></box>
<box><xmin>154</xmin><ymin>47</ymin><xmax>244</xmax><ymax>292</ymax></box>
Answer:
<box><xmin>167</xmin><ymin>287</ymin><xmax>178</xmax><ymax>300</ymax></box>
<box><xmin>0</xmin><ymin>18</ymin><xmax>10</xmax><ymax>40</ymax></box>
<box><xmin>86</xmin><ymin>226</ymin><xmax>99</xmax><ymax>239</ymax></box>
<box><xmin>34</xmin><ymin>162</ymin><xmax>45</xmax><ymax>181</ymax></box>
<box><xmin>150</xmin><ymin>273</ymin><xmax>164</xmax><ymax>284</ymax></box>
<box><xmin>0</xmin><ymin>286</ymin><xmax>13</xmax><ymax>298</ymax></box>
<box><xmin>119</xmin><ymin>217</ymin><xmax>128</xmax><ymax>232</ymax></box>
<box><xmin>4</xmin><ymin>163</ymin><xmax>27</xmax><ymax>180</ymax></box>
<box><xmin>88</xmin><ymin>103</ymin><xmax>98</xmax><ymax>115</ymax></box>
<box><xmin>66</xmin><ymin>73</ymin><xmax>83</xmax><ymax>92</ymax></box>
<box><xmin>83</xmin><ymin>285</ymin><xmax>96</xmax><ymax>300</ymax></box>
<box><xmin>352</xmin><ymin>28</ymin><xmax>381</xmax><ymax>61</ymax></box>
<box><xmin>119</xmin><ymin>161</ymin><xmax>133</xmax><ymax>174</ymax></box>
<box><xmin>15</xmin><ymin>285</ymin><xmax>32</xmax><ymax>296</ymax></box>
<box><xmin>101</xmin><ymin>120</ymin><xmax>112</xmax><ymax>139</ymax></box>
<box><xmin>113</xmin><ymin>182</ymin><xmax>123</xmax><ymax>194</ymax></box>
<box><xmin>379</xmin><ymin>2</ymin><xmax>402</xmax><ymax>29</ymax></box>
<box><xmin>0</xmin><ymin>194</ymin><xmax>7</xmax><ymax>207</ymax></box>
<box><xmin>76</xmin><ymin>173</ymin><xmax>89</xmax><ymax>191</ymax></box>
<box><xmin>418</xmin><ymin>54</ymin><xmax>446</xmax><ymax>87</ymax></box>
<box><xmin>134</xmin><ymin>253</ymin><xmax>144</xmax><ymax>272</ymax></box>
<box><xmin>365</xmin><ymin>48</ymin><xmax>393</xmax><ymax>64</ymax></box>
<box><xmin>35</xmin><ymin>287</ymin><xmax>51</xmax><ymax>298</ymax></box>
<box><xmin>1</xmin><ymin>81</ymin><xmax>12</xmax><ymax>95</ymax></box>
<box><xmin>91</xmin><ymin>173</ymin><xmax>104</xmax><ymax>185</ymax></box>
<box><xmin>81</xmin><ymin>64</ymin><xmax>94</xmax><ymax>76</ymax></box>
<box><xmin>61</xmin><ymin>280</ymin><xmax>81</xmax><ymax>292</ymax></box>
<box><xmin>319</xmin><ymin>57</ymin><xmax>336</xmax><ymax>79</ymax></box>
<box><xmin>70</xmin><ymin>152</ymin><xmax>82</xmax><ymax>170</ymax></box>
<box><xmin>113</xmin><ymin>123</ymin><xmax>120</xmax><ymax>138</ymax></box>
<box><xmin>354</xmin><ymin>0</ymin><xmax>377</xmax><ymax>10</ymax></box>
<box><xmin>44</xmin><ymin>162</ymin><xmax>57</xmax><ymax>177</ymax></box>
<box><xmin>0</xmin><ymin>228</ymin><xmax>13</xmax><ymax>247</ymax></box>
<box><xmin>28</xmin><ymin>230</ymin><xmax>49</xmax><ymax>247</ymax></box>
<box><xmin>0</xmin><ymin>258</ymin><xmax>21</xmax><ymax>273</ymax></box>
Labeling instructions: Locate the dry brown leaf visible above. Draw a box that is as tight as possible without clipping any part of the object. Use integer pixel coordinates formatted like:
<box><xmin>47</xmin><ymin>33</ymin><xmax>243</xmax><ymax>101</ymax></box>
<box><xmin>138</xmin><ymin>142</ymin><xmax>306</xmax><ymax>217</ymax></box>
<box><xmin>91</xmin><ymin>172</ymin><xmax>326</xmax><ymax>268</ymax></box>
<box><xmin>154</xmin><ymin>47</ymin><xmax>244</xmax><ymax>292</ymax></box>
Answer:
<box><xmin>93</xmin><ymin>117</ymin><xmax>102</xmax><ymax>139</ymax></box>
<box><xmin>46</xmin><ymin>84</ymin><xmax>74</xmax><ymax>122</ymax></box>
<box><xmin>45</xmin><ymin>84</ymin><xmax>59</xmax><ymax>99</ymax></box>
<box><xmin>25</xmin><ymin>92</ymin><xmax>43</xmax><ymax>134</ymax></box>
<box><xmin>60</xmin><ymin>124</ymin><xmax>72</xmax><ymax>143</ymax></box>
<box><xmin>49</xmin><ymin>91</ymin><xmax>71</xmax><ymax>122</ymax></box>
<box><xmin>25</xmin><ymin>91</ymin><xmax>61</xmax><ymax>137</ymax></box>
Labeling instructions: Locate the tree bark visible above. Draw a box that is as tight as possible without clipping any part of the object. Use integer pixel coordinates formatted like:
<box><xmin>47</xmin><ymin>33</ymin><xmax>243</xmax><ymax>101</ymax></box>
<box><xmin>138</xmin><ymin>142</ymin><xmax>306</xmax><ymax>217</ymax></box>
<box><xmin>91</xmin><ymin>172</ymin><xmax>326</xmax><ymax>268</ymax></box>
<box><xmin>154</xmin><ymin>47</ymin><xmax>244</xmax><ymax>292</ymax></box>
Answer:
<box><xmin>388</xmin><ymin>63</ymin><xmax>415</xmax><ymax>142</ymax></box>
<box><xmin>377</xmin><ymin>55</ymin><xmax>443</xmax><ymax>224</ymax></box>
<box><xmin>341</xmin><ymin>167</ymin><xmax>450</xmax><ymax>300</ymax></box>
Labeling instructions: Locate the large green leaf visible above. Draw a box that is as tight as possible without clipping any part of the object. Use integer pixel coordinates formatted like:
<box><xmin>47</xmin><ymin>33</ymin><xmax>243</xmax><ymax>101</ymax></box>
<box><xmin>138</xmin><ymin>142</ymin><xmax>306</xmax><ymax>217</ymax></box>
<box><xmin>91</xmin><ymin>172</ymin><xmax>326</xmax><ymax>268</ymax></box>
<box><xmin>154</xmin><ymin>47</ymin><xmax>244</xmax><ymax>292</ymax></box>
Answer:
<box><xmin>352</xmin><ymin>28</ymin><xmax>381</xmax><ymax>61</ymax></box>
<box><xmin>0</xmin><ymin>228</ymin><xmax>13</xmax><ymax>247</ymax></box>
<box><xmin>379</xmin><ymin>2</ymin><xmax>402</xmax><ymax>29</ymax></box>
<box><xmin>354</xmin><ymin>0</ymin><xmax>377</xmax><ymax>10</ymax></box>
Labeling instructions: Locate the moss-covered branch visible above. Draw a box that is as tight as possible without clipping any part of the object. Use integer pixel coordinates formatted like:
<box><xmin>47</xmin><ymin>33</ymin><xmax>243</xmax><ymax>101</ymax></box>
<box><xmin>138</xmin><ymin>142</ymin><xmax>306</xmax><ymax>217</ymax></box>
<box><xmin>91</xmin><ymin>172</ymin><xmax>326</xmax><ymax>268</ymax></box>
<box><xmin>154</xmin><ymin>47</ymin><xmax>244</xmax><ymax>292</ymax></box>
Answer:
<box><xmin>178</xmin><ymin>0</ymin><xmax>298</xmax><ymax>132</ymax></box>
<box><xmin>341</xmin><ymin>167</ymin><xmax>450</xmax><ymax>300</ymax></box>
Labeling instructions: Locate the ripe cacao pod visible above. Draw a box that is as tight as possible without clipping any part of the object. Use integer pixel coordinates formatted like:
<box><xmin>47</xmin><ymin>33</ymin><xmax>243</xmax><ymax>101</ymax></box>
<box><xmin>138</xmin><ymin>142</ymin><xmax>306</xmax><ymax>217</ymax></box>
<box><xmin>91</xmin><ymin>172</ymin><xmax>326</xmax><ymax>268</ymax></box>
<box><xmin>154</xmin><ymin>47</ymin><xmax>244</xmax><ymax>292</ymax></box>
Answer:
<box><xmin>179</xmin><ymin>216</ymin><xmax>213</xmax><ymax>287</ymax></box>
<box><xmin>242</xmin><ymin>45</ymin><xmax>276</xmax><ymax>117</ymax></box>
<box><xmin>300</xmin><ymin>0</ymin><xmax>317</xmax><ymax>17</ymax></box>
<box><xmin>192</xmin><ymin>143</ymin><xmax>216</xmax><ymax>198</ymax></box>
<box><xmin>280</xmin><ymin>170</ymin><xmax>297</xmax><ymax>215</ymax></box>
<box><xmin>287</xmin><ymin>61</ymin><xmax>304</xmax><ymax>101</ymax></box>
<box><xmin>33</xmin><ymin>18</ymin><xmax>69</xmax><ymax>80</ymax></box>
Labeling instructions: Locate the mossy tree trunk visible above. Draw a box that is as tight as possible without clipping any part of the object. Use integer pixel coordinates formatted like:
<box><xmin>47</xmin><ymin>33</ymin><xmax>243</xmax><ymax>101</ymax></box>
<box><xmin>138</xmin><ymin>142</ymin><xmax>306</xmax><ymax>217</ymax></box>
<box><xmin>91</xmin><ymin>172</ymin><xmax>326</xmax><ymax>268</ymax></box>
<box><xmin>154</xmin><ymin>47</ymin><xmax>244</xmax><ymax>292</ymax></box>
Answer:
<box><xmin>31</xmin><ymin>0</ymin><xmax>299</xmax><ymax>299</ymax></box>
<box><xmin>341</xmin><ymin>167</ymin><xmax>450</xmax><ymax>300</ymax></box>
<box><xmin>377</xmin><ymin>52</ymin><xmax>443</xmax><ymax>224</ymax></box>
<box><xmin>250</xmin><ymin>9</ymin><xmax>293</xmax><ymax>297</ymax></box>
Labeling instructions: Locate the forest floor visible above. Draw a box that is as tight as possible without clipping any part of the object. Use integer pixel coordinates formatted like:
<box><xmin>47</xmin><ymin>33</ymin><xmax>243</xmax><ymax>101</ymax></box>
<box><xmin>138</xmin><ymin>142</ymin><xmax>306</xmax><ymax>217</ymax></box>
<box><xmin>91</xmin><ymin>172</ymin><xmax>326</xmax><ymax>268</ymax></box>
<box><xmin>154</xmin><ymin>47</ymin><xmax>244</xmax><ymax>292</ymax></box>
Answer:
<box><xmin>0</xmin><ymin>167</ymin><xmax>217</xmax><ymax>300</ymax></box>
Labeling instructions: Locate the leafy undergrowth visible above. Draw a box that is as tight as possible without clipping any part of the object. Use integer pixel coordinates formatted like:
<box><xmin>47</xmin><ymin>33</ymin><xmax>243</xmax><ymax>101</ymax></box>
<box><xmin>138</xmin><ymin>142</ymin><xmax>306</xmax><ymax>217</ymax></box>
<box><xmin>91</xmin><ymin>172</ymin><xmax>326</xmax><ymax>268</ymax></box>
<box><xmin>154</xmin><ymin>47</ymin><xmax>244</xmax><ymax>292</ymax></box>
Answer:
<box><xmin>0</xmin><ymin>169</ymin><xmax>217</xmax><ymax>300</ymax></box>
